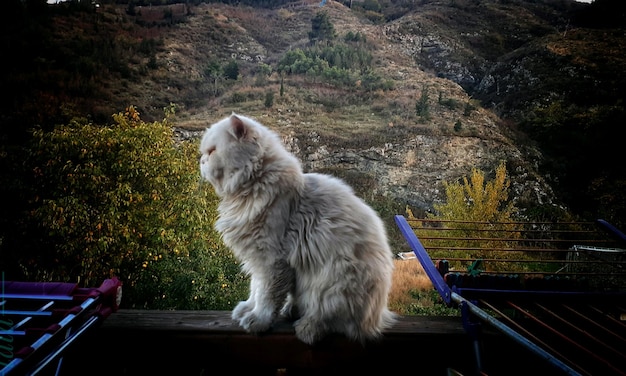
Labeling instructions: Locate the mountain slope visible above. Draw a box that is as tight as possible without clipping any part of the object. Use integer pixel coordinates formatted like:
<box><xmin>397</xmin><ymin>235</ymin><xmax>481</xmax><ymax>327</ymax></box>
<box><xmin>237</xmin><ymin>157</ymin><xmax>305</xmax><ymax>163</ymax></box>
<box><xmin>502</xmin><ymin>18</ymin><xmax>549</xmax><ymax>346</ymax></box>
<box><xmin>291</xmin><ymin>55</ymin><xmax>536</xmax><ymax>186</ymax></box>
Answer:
<box><xmin>1</xmin><ymin>0</ymin><xmax>624</xmax><ymax>228</ymax></box>
<box><xmin>162</xmin><ymin>1</ymin><xmax>552</xmax><ymax>216</ymax></box>
<box><xmin>382</xmin><ymin>0</ymin><xmax>626</xmax><ymax>224</ymax></box>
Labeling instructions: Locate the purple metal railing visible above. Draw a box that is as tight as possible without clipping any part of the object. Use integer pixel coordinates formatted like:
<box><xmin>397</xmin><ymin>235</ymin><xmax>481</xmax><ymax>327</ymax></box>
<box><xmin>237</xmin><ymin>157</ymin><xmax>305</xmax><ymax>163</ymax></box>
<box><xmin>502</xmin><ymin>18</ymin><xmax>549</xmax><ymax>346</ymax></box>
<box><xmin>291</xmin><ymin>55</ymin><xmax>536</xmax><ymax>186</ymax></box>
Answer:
<box><xmin>395</xmin><ymin>215</ymin><xmax>626</xmax><ymax>376</ymax></box>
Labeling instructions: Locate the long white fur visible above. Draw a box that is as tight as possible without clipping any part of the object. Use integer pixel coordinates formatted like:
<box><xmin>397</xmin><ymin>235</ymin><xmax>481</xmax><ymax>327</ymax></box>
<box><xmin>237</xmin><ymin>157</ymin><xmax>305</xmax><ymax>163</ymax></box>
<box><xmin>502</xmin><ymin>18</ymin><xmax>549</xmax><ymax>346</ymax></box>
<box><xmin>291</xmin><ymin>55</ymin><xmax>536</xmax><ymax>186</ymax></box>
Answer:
<box><xmin>199</xmin><ymin>113</ymin><xmax>396</xmax><ymax>344</ymax></box>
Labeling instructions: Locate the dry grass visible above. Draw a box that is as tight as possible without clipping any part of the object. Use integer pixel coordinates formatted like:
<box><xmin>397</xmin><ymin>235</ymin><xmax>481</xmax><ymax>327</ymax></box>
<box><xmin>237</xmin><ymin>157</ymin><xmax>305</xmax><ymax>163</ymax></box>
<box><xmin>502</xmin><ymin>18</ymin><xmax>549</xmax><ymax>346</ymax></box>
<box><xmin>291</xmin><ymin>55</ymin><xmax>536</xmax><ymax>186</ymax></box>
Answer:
<box><xmin>388</xmin><ymin>258</ymin><xmax>434</xmax><ymax>315</ymax></box>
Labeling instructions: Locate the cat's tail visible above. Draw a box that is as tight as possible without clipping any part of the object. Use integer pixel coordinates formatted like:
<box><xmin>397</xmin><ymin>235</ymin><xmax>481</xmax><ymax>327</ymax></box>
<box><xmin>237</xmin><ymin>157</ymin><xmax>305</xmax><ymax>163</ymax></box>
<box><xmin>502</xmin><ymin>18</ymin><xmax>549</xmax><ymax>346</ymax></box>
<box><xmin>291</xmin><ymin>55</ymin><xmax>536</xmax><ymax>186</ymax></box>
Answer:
<box><xmin>381</xmin><ymin>308</ymin><xmax>398</xmax><ymax>329</ymax></box>
<box><xmin>377</xmin><ymin>307</ymin><xmax>398</xmax><ymax>333</ymax></box>
<box><xmin>354</xmin><ymin>306</ymin><xmax>397</xmax><ymax>345</ymax></box>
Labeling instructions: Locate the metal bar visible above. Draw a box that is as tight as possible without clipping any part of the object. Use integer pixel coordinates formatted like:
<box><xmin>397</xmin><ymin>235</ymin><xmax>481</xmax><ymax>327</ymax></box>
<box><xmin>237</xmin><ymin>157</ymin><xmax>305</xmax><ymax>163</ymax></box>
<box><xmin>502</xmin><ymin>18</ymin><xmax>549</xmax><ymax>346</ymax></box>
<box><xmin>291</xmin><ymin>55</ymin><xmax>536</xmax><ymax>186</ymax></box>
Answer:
<box><xmin>400</xmin><ymin>217</ymin><xmax>626</xmax><ymax>375</ymax></box>
<box><xmin>0</xmin><ymin>278</ymin><xmax>119</xmax><ymax>376</ymax></box>
<box><xmin>27</xmin><ymin>315</ymin><xmax>101</xmax><ymax>376</ymax></box>
<box><xmin>597</xmin><ymin>219</ymin><xmax>626</xmax><ymax>244</ymax></box>
<box><xmin>0</xmin><ymin>311</ymin><xmax>52</xmax><ymax>317</ymax></box>
<box><xmin>572</xmin><ymin>245</ymin><xmax>626</xmax><ymax>253</ymax></box>
<box><xmin>431</xmin><ymin>257</ymin><xmax>625</xmax><ymax>264</ymax></box>
<box><xmin>408</xmin><ymin>219</ymin><xmax>596</xmax><ymax>225</ymax></box>
<box><xmin>455</xmin><ymin>288</ymin><xmax>626</xmax><ymax>301</ymax></box>
<box><xmin>420</xmin><ymin>246</ymin><xmax>610</xmax><ymax>252</ymax></box>
<box><xmin>0</xmin><ymin>294</ymin><xmax>74</xmax><ymax>301</ymax></box>
<box><xmin>478</xmin><ymin>299</ymin><xmax>589</xmax><ymax>376</ymax></box>
<box><xmin>395</xmin><ymin>215</ymin><xmax>452</xmax><ymax>305</ymax></box>
<box><xmin>450</xmin><ymin>292</ymin><xmax>582</xmax><ymax>375</ymax></box>
<box><xmin>535</xmin><ymin>303</ymin><xmax>625</xmax><ymax>361</ymax></box>
<box><xmin>410</xmin><ymin>227</ymin><xmax>599</xmax><ymax>234</ymax></box>
<box><xmin>587</xmin><ymin>305</ymin><xmax>626</xmax><ymax>331</ymax></box>
<box><xmin>0</xmin><ymin>330</ymin><xmax>26</xmax><ymax>336</ymax></box>
<box><xmin>567</xmin><ymin>304</ymin><xmax>626</xmax><ymax>341</ymax></box>
<box><xmin>417</xmin><ymin>236</ymin><xmax>611</xmax><ymax>243</ymax></box>
<box><xmin>507</xmin><ymin>301</ymin><xmax>625</xmax><ymax>375</ymax></box>
<box><xmin>453</xmin><ymin>270</ymin><xmax>624</xmax><ymax>276</ymax></box>
<box><xmin>2</xmin><ymin>297</ymin><xmax>99</xmax><ymax>374</ymax></box>
<box><xmin>2</xmin><ymin>301</ymin><xmax>56</xmax><ymax>334</ymax></box>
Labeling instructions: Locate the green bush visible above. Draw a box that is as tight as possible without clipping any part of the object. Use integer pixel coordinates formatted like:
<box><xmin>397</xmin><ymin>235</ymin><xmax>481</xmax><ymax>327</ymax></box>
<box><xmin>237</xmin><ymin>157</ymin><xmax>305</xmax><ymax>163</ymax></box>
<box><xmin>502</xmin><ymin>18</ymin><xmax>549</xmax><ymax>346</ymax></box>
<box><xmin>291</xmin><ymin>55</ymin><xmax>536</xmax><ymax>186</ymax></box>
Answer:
<box><xmin>277</xmin><ymin>40</ymin><xmax>387</xmax><ymax>91</ymax></box>
<box><xmin>415</xmin><ymin>86</ymin><xmax>430</xmax><ymax>120</ymax></box>
<box><xmin>3</xmin><ymin>106</ymin><xmax>248</xmax><ymax>310</ymax></box>
<box><xmin>264</xmin><ymin>91</ymin><xmax>275</xmax><ymax>108</ymax></box>
<box><xmin>309</xmin><ymin>11</ymin><xmax>336</xmax><ymax>44</ymax></box>
<box><xmin>223</xmin><ymin>60</ymin><xmax>240</xmax><ymax>80</ymax></box>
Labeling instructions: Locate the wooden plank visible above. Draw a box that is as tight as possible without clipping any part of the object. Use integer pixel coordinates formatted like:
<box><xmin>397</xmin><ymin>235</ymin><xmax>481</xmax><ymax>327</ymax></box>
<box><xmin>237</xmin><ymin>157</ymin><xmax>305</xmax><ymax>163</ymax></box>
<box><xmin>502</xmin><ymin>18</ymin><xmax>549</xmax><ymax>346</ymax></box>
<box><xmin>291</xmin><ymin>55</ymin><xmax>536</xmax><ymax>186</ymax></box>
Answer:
<box><xmin>59</xmin><ymin>309</ymin><xmax>567</xmax><ymax>375</ymax></box>
<box><xmin>99</xmin><ymin>309</ymin><xmax>468</xmax><ymax>335</ymax></box>
<box><xmin>60</xmin><ymin>309</ymin><xmax>487</xmax><ymax>375</ymax></box>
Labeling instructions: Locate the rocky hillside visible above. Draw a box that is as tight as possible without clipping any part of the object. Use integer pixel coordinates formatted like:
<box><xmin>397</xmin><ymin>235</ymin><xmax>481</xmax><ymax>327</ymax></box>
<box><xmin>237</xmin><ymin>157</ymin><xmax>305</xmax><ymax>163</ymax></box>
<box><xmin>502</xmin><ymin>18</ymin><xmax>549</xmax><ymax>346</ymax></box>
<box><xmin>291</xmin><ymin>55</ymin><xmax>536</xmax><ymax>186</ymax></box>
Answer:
<box><xmin>160</xmin><ymin>1</ymin><xmax>554</xmax><ymax>216</ymax></box>
<box><xmin>2</xmin><ymin>0</ymin><xmax>624</xmax><ymax>227</ymax></box>
<box><xmin>382</xmin><ymin>0</ymin><xmax>626</xmax><ymax>224</ymax></box>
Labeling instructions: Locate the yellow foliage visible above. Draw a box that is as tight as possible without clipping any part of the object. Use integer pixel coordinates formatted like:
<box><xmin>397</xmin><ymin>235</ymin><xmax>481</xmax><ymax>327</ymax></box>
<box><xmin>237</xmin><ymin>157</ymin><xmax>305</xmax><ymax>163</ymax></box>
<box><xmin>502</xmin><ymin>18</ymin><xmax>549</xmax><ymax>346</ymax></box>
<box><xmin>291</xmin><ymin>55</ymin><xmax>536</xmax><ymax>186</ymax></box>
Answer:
<box><xmin>432</xmin><ymin>161</ymin><xmax>515</xmax><ymax>223</ymax></box>
<box><xmin>420</xmin><ymin>161</ymin><xmax>524</xmax><ymax>272</ymax></box>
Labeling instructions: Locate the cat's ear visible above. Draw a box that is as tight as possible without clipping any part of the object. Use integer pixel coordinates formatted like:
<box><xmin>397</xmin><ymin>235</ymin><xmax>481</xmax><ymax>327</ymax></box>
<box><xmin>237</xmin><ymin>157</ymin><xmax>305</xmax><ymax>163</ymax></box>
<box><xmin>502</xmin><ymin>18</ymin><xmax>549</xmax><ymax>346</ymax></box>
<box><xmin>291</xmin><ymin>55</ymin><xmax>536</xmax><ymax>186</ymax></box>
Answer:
<box><xmin>229</xmin><ymin>114</ymin><xmax>247</xmax><ymax>140</ymax></box>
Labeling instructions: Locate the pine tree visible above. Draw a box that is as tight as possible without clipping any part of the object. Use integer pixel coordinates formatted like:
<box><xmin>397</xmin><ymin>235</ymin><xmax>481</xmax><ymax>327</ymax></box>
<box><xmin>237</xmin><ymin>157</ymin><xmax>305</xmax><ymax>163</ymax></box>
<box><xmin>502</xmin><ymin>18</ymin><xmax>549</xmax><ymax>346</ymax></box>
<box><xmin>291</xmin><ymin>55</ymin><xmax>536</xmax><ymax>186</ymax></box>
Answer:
<box><xmin>309</xmin><ymin>11</ymin><xmax>336</xmax><ymax>45</ymax></box>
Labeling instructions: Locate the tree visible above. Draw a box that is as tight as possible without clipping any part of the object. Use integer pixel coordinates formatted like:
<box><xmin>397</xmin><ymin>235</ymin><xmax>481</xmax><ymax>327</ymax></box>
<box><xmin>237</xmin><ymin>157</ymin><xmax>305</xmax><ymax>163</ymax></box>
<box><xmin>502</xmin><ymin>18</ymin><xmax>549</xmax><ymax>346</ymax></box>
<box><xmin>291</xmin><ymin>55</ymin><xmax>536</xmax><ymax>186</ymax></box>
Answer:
<box><xmin>416</xmin><ymin>85</ymin><xmax>430</xmax><ymax>120</ymax></box>
<box><xmin>223</xmin><ymin>59</ymin><xmax>240</xmax><ymax>80</ymax></box>
<box><xmin>309</xmin><ymin>11</ymin><xmax>336</xmax><ymax>44</ymax></box>
<box><xmin>205</xmin><ymin>60</ymin><xmax>223</xmax><ymax>95</ymax></box>
<box><xmin>411</xmin><ymin>161</ymin><xmax>523</xmax><ymax>272</ymax></box>
<box><xmin>1</xmin><ymin>106</ymin><xmax>248</xmax><ymax>310</ymax></box>
<box><xmin>264</xmin><ymin>91</ymin><xmax>274</xmax><ymax>108</ymax></box>
<box><xmin>432</xmin><ymin>161</ymin><xmax>516</xmax><ymax>223</ymax></box>
<box><xmin>255</xmin><ymin>62</ymin><xmax>272</xmax><ymax>86</ymax></box>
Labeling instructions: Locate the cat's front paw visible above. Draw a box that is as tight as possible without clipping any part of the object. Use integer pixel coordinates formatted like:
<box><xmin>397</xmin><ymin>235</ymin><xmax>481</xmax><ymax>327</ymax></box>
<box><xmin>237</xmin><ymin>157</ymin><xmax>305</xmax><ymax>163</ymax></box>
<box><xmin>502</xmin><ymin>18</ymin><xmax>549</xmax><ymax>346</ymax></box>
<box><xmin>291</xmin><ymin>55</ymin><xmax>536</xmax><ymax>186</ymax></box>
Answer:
<box><xmin>294</xmin><ymin>318</ymin><xmax>325</xmax><ymax>345</ymax></box>
<box><xmin>240</xmin><ymin>309</ymin><xmax>274</xmax><ymax>334</ymax></box>
<box><xmin>232</xmin><ymin>300</ymin><xmax>254</xmax><ymax>322</ymax></box>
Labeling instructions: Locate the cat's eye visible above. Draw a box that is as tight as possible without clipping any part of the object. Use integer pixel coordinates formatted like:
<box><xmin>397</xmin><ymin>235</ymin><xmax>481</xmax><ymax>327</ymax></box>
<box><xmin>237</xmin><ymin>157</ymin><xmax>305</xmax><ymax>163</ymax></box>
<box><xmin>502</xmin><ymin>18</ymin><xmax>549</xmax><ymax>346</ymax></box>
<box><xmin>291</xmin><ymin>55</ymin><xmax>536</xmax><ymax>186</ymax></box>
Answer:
<box><xmin>207</xmin><ymin>147</ymin><xmax>216</xmax><ymax>156</ymax></box>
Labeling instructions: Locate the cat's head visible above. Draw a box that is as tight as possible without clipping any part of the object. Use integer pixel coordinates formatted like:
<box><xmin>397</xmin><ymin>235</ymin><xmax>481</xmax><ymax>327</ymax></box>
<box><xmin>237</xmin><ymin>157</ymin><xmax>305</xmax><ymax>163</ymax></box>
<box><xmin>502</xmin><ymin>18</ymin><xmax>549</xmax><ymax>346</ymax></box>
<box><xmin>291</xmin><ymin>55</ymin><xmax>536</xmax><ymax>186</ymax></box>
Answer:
<box><xmin>199</xmin><ymin>113</ymin><xmax>265</xmax><ymax>197</ymax></box>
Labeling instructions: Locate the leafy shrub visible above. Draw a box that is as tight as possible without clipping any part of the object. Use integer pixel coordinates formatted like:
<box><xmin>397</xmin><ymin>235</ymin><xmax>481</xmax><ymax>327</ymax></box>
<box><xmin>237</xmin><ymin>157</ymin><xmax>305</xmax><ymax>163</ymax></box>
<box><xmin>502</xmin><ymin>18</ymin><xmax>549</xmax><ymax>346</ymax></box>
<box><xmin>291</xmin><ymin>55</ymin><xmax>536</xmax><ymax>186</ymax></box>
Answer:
<box><xmin>463</xmin><ymin>101</ymin><xmax>475</xmax><ymax>116</ymax></box>
<box><xmin>278</xmin><ymin>49</ymin><xmax>329</xmax><ymax>75</ymax></box>
<box><xmin>3</xmin><ymin>106</ymin><xmax>248</xmax><ymax>310</ymax></box>
<box><xmin>362</xmin><ymin>10</ymin><xmax>386</xmax><ymax>24</ymax></box>
<box><xmin>223</xmin><ymin>60</ymin><xmax>240</xmax><ymax>80</ymax></box>
<box><xmin>309</xmin><ymin>11</ymin><xmax>336</xmax><ymax>44</ymax></box>
<box><xmin>277</xmin><ymin>33</ymin><xmax>386</xmax><ymax>91</ymax></box>
<box><xmin>309</xmin><ymin>43</ymin><xmax>373</xmax><ymax>72</ymax></box>
<box><xmin>431</xmin><ymin>161</ymin><xmax>516</xmax><ymax>223</ymax></box>
<box><xmin>439</xmin><ymin>97</ymin><xmax>463</xmax><ymax>111</ymax></box>
<box><xmin>264</xmin><ymin>91</ymin><xmax>275</xmax><ymax>108</ymax></box>
<box><xmin>344</xmin><ymin>31</ymin><xmax>366</xmax><ymax>43</ymax></box>
<box><xmin>454</xmin><ymin>120</ymin><xmax>462</xmax><ymax>132</ymax></box>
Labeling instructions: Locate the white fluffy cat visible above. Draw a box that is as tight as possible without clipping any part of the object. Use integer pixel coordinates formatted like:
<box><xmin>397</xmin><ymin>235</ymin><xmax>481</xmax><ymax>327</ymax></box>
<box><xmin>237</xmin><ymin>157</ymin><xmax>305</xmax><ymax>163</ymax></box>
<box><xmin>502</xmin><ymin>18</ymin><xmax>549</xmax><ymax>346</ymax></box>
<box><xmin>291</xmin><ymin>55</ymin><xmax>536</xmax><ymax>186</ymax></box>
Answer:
<box><xmin>199</xmin><ymin>113</ymin><xmax>396</xmax><ymax>345</ymax></box>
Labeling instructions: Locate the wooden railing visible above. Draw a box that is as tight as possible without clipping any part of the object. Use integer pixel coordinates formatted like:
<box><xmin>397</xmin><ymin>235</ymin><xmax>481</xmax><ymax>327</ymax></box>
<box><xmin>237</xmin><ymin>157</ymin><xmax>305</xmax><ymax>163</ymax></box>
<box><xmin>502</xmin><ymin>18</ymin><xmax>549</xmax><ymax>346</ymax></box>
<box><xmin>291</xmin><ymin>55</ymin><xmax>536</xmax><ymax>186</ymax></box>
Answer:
<box><xmin>56</xmin><ymin>309</ymin><xmax>523</xmax><ymax>375</ymax></box>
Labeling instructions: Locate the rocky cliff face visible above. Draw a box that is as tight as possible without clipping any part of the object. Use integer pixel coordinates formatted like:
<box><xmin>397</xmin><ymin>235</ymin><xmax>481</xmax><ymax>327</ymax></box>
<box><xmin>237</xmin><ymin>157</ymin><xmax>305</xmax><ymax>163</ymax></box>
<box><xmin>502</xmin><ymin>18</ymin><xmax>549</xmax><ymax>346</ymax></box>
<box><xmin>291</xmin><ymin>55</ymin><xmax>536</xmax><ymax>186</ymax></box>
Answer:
<box><xmin>283</xmin><ymin>118</ymin><xmax>556</xmax><ymax>215</ymax></box>
<box><xmin>177</xmin><ymin>104</ymin><xmax>557</xmax><ymax>217</ymax></box>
